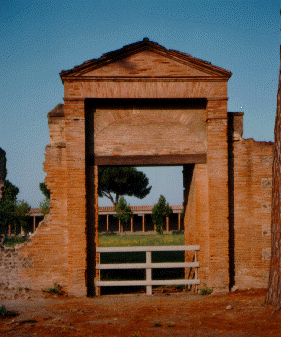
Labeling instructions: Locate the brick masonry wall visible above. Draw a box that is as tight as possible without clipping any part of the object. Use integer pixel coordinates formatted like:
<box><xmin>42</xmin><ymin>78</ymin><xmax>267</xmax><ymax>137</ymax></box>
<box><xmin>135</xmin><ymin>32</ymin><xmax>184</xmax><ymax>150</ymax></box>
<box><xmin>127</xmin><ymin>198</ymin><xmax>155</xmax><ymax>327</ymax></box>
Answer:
<box><xmin>184</xmin><ymin>164</ymin><xmax>210</xmax><ymax>287</ymax></box>
<box><xmin>184</xmin><ymin>99</ymin><xmax>230</xmax><ymax>293</ymax></box>
<box><xmin>232</xmin><ymin>138</ymin><xmax>273</xmax><ymax>288</ymax></box>
<box><xmin>64</xmin><ymin>99</ymin><xmax>88</xmax><ymax>296</ymax></box>
<box><xmin>14</xmin><ymin>107</ymin><xmax>69</xmax><ymax>292</ymax></box>
<box><xmin>206</xmin><ymin>100</ymin><xmax>229</xmax><ymax>292</ymax></box>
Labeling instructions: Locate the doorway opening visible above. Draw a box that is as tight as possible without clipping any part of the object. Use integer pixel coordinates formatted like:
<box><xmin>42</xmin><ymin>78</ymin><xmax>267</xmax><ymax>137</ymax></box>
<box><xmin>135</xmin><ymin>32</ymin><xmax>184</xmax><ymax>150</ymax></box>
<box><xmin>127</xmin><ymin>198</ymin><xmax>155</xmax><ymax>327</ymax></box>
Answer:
<box><xmin>84</xmin><ymin>98</ymin><xmax>203</xmax><ymax>296</ymax></box>
<box><xmin>95</xmin><ymin>165</ymin><xmax>196</xmax><ymax>295</ymax></box>
<box><xmin>98</xmin><ymin>165</ymin><xmax>184</xmax><ymax>234</ymax></box>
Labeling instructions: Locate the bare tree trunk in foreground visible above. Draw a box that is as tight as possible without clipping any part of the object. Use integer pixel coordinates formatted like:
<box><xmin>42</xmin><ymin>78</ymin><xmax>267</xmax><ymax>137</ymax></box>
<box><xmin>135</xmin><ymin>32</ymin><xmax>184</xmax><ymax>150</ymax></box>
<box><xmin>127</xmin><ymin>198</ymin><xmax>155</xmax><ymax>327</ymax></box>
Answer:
<box><xmin>265</xmin><ymin>46</ymin><xmax>281</xmax><ymax>307</ymax></box>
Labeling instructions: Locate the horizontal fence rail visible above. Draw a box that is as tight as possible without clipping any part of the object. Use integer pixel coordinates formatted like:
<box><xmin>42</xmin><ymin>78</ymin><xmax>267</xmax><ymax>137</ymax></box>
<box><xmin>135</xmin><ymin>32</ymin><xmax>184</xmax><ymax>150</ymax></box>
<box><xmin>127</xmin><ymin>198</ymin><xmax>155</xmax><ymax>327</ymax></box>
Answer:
<box><xmin>96</xmin><ymin>245</ymin><xmax>200</xmax><ymax>295</ymax></box>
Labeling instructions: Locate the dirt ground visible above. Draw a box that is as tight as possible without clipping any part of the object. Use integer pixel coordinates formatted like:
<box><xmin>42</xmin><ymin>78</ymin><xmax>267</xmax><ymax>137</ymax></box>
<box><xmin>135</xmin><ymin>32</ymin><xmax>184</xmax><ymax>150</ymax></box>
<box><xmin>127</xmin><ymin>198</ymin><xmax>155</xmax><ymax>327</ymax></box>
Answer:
<box><xmin>0</xmin><ymin>288</ymin><xmax>280</xmax><ymax>337</ymax></box>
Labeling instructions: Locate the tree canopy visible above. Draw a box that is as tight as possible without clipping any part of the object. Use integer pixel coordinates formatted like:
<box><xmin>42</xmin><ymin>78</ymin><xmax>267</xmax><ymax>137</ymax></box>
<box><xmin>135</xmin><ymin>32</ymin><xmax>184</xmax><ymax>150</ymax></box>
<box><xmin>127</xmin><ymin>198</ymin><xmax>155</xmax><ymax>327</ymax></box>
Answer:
<box><xmin>0</xmin><ymin>180</ymin><xmax>30</xmax><ymax>235</ymax></box>
<box><xmin>14</xmin><ymin>200</ymin><xmax>31</xmax><ymax>232</ymax></box>
<box><xmin>152</xmin><ymin>195</ymin><xmax>173</xmax><ymax>234</ymax></box>
<box><xmin>39</xmin><ymin>182</ymin><xmax>50</xmax><ymax>200</ymax></box>
<box><xmin>114</xmin><ymin>196</ymin><xmax>133</xmax><ymax>232</ymax></box>
<box><xmin>0</xmin><ymin>180</ymin><xmax>19</xmax><ymax>233</ymax></box>
<box><xmin>39</xmin><ymin>183</ymin><xmax>50</xmax><ymax>215</ymax></box>
<box><xmin>98</xmin><ymin>167</ymin><xmax>151</xmax><ymax>206</ymax></box>
<box><xmin>1</xmin><ymin>180</ymin><xmax>19</xmax><ymax>202</ymax></box>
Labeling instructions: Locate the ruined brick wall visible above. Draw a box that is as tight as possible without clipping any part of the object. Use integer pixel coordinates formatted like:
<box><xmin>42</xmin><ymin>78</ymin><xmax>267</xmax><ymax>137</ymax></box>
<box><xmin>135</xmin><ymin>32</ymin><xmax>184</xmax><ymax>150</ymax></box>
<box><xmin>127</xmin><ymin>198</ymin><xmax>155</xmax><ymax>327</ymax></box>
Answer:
<box><xmin>16</xmin><ymin>105</ymin><xmax>69</xmax><ymax>291</ymax></box>
<box><xmin>232</xmin><ymin>137</ymin><xmax>273</xmax><ymax>288</ymax></box>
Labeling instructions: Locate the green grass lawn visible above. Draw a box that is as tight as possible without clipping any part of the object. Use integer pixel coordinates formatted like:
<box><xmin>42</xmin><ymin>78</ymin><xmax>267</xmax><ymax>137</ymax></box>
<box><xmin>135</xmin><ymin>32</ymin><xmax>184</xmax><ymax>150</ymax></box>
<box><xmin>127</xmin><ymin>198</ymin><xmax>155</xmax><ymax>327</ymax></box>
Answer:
<box><xmin>99</xmin><ymin>233</ymin><xmax>184</xmax><ymax>247</ymax></box>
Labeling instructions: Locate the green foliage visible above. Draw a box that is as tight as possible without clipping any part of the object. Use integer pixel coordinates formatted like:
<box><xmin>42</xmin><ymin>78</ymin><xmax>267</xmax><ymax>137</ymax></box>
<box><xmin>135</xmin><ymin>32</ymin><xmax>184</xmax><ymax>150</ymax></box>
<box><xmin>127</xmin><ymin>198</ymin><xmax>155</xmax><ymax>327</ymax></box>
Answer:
<box><xmin>3</xmin><ymin>236</ymin><xmax>27</xmax><ymax>247</ymax></box>
<box><xmin>152</xmin><ymin>195</ymin><xmax>173</xmax><ymax>235</ymax></box>
<box><xmin>14</xmin><ymin>200</ymin><xmax>30</xmax><ymax>233</ymax></box>
<box><xmin>0</xmin><ymin>305</ymin><xmax>7</xmax><ymax>317</ymax></box>
<box><xmin>42</xmin><ymin>283</ymin><xmax>63</xmax><ymax>295</ymax></box>
<box><xmin>98</xmin><ymin>167</ymin><xmax>151</xmax><ymax>206</ymax></box>
<box><xmin>200</xmin><ymin>285</ymin><xmax>213</xmax><ymax>295</ymax></box>
<box><xmin>0</xmin><ymin>305</ymin><xmax>19</xmax><ymax>318</ymax></box>
<box><xmin>1</xmin><ymin>180</ymin><xmax>19</xmax><ymax>201</ymax></box>
<box><xmin>0</xmin><ymin>180</ymin><xmax>19</xmax><ymax>234</ymax></box>
<box><xmin>0</xmin><ymin>180</ymin><xmax>30</xmax><ymax>236</ymax></box>
<box><xmin>39</xmin><ymin>183</ymin><xmax>50</xmax><ymax>199</ymax></box>
<box><xmin>39</xmin><ymin>183</ymin><xmax>50</xmax><ymax>215</ymax></box>
<box><xmin>39</xmin><ymin>198</ymin><xmax>50</xmax><ymax>216</ymax></box>
<box><xmin>114</xmin><ymin>197</ymin><xmax>133</xmax><ymax>232</ymax></box>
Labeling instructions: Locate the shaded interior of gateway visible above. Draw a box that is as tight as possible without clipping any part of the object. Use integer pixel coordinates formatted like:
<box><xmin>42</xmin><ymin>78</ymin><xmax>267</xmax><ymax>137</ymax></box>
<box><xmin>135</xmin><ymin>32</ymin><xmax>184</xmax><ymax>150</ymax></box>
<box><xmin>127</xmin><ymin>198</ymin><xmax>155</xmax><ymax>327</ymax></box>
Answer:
<box><xmin>85</xmin><ymin>98</ymin><xmax>206</xmax><ymax>295</ymax></box>
<box><xmin>85</xmin><ymin>98</ymin><xmax>207</xmax><ymax>109</ymax></box>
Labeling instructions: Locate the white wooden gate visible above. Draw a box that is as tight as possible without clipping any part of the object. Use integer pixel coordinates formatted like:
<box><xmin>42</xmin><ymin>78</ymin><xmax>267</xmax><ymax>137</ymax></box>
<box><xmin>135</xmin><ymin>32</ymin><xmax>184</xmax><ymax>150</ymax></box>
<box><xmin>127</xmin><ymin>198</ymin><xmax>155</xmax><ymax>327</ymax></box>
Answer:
<box><xmin>96</xmin><ymin>245</ymin><xmax>200</xmax><ymax>295</ymax></box>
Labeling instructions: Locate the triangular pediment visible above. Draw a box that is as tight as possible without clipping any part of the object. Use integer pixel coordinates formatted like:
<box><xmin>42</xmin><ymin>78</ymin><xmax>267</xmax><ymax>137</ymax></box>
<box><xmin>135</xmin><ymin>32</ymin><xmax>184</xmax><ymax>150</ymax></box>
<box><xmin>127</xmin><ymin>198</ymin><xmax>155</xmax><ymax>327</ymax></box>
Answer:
<box><xmin>60</xmin><ymin>39</ymin><xmax>232</xmax><ymax>80</ymax></box>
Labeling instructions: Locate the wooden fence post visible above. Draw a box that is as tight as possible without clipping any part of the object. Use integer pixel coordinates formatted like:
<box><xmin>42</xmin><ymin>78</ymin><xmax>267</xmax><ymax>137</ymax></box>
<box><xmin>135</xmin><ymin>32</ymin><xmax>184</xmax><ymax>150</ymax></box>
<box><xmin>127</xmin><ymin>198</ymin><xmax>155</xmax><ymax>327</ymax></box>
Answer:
<box><xmin>146</xmin><ymin>251</ymin><xmax>152</xmax><ymax>295</ymax></box>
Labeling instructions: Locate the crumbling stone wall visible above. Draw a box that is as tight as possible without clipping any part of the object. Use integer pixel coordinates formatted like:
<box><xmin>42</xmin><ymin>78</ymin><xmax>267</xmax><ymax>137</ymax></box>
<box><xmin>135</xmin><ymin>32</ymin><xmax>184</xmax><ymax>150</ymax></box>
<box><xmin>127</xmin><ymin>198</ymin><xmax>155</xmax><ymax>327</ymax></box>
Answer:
<box><xmin>0</xmin><ymin>240</ymin><xmax>32</xmax><ymax>290</ymax></box>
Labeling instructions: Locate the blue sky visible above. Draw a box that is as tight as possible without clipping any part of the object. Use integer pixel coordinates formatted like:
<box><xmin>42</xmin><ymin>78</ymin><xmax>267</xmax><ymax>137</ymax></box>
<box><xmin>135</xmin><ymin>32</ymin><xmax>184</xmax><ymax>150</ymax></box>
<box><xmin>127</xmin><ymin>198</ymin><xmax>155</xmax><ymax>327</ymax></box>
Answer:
<box><xmin>0</xmin><ymin>0</ymin><xmax>280</xmax><ymax>207</ymax></box>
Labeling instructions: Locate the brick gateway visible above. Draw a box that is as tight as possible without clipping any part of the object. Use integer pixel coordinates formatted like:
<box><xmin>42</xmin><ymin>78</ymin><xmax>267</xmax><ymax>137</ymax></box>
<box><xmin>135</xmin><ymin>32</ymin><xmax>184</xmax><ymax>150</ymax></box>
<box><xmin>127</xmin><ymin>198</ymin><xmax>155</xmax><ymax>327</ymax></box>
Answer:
<box><xmin>5</xmin><ymin>40</ymin><xmax>272</xmax><ymax>296</ymax></box>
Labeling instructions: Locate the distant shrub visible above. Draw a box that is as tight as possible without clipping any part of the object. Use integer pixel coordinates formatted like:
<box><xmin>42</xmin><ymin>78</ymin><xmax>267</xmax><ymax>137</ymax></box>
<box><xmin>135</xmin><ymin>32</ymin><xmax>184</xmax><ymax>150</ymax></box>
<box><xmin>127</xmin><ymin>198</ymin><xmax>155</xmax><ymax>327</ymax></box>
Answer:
<box><xmin>42</xmin><ymin>283</ymin><xmax>63</xmax><ymax>295</ymax></box>
<box><xmin>0</xmin><ymin>305</ymin><xmax>19</xmax><ymax>318</ymax></box>
<box><xmin>3</xmin><ymin>236</ymin><xmax>27</xmax><ymax>247</ymax></box>
<box><xmin>200</xmin><ymin>285</ymin><xmax>213</xmax><ymax>295</ymax></box>
<box><xmin>0</xmin><ymin>305</ymin><xmax>7</xmax><ymax>317</ymax></box>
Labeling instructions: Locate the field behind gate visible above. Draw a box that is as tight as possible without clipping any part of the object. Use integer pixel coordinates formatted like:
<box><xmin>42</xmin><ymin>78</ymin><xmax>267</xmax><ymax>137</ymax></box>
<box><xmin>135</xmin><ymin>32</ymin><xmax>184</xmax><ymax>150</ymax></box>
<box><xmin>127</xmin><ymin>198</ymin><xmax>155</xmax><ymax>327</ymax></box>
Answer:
<box><xmin>99</xmin><ymin>233</ymin><xmax>184</xmax><ymax>247</ymax></box>
<box><xmin>98</xmin><ymin>233</ymin><xmax>186</xmax><ymax>294</ymax></box>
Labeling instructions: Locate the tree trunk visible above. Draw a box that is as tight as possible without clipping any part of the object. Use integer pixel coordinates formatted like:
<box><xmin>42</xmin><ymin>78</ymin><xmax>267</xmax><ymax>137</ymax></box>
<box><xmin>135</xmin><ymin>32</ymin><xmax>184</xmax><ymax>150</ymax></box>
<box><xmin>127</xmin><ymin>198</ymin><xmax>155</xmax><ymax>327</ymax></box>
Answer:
<box><xmin>265</xmin><ymin>46</ymin><xmax>281</xmax><ymax>307</ymax></box>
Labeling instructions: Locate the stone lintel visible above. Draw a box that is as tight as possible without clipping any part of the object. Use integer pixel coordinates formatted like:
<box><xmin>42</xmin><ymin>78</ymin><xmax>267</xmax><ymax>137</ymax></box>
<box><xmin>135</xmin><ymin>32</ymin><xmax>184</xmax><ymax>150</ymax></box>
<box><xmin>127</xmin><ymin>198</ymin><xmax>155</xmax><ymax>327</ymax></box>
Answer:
<box><xmin>93</xmin><ymin>154</ymin><xmax>207</xmax><ymax>166</ymax></box>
